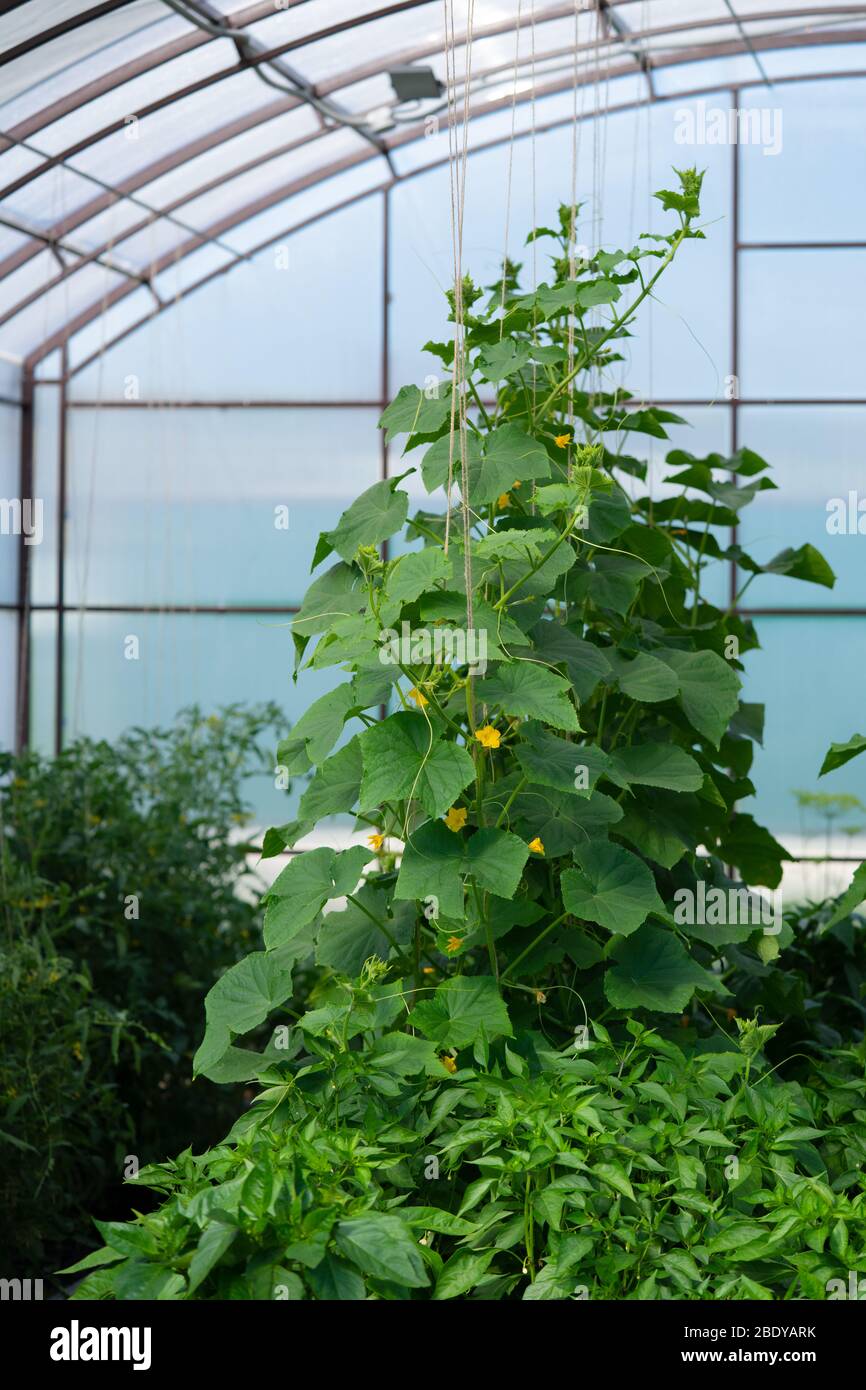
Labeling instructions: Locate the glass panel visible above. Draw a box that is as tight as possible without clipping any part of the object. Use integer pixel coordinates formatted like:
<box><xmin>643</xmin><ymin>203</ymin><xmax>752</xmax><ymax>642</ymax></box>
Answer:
<box><xmin>150</xmin><ymin>243</ymin><xmax>235</xmax><ymax>300</ymax></box>
<box><xmin>60</xmin><ymin>610</ymin><xmax>345</xmax><ymax>824</ymax></box>
<box><xmin>0</xmin><ymin>609</ymin><xmax>16</xmax><ymax>752</ymax></box>
<box><xmin>30</xmin><ymin>383</ymin><xmax>60</xmax><ymax>608</ymax></box>
<box><xmin>69</xmin><ymin>195</ymin><xmax>384</xmax><ymax>400</ymax></box>
<box><xmin>740</xmin><ymin>78</ymin><xmax>866</xmax><ymax>242</ymax></box>
<box><xmin>0</xmin><ymin>401</ymin><xmax>23</xmax><ymax>603</ymax></box>
<box><xmin>740</xmin><ymin>249</ymin><xmax>866</xmax><ymax>399</ymax></box>
<box><xmin>64</xmin><ymin>407</ymin><xmax>381</xmax><ymax>605</ymax></box>
<box><xmin>737</xmin><ymin>406</ymin><xmax>866</xmax><ymax>609</ymax></box>
<box><xmin>744</xmin><ymin>616</ymin><xmax>866</xmax><ymax>836</ymax></box>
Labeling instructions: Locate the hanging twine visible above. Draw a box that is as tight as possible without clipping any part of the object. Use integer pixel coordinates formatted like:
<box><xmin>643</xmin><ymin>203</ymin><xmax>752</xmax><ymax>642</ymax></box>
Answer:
<box><xmin>442</xmin><ymin>0</ymin><xmax>476</xmax><ymax>638</ymax></box>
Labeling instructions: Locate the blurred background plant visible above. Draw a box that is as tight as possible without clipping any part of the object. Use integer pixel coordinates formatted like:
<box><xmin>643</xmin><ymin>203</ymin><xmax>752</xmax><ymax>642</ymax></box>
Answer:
<box><xmin>0</xmin><ymin>702</ymin><xmax>287</xmax><ymax>1280</ymax></box>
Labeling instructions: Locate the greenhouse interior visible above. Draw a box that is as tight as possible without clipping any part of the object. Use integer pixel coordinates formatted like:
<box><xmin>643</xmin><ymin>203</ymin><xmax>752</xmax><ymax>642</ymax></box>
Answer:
<box><xmin>1</xmin><ymin>0</ymin><xmax>866</xmax><ymax>1322</ymax></box>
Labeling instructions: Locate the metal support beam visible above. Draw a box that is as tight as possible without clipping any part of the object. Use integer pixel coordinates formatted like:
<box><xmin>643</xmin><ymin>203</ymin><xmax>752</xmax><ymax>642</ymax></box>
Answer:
<box><xmin>14</xmin><ymin>365</ymin><xmax>33</xmax><ymax>752</ymax></box>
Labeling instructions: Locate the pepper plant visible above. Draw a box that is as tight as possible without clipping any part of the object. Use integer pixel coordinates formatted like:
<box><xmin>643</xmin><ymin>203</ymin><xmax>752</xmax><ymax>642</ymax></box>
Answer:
<box><xmin>192</xmin><ymin>167</ymin><xmax>835</xmax><ymax>1087</ymax></box>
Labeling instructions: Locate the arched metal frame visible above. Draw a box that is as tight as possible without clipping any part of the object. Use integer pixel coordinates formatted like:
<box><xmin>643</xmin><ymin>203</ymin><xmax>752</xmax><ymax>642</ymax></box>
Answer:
<box><xmin>1</xmin><ymin>1</ymin><xmax>865</xmax><ymax>762</ymax></box>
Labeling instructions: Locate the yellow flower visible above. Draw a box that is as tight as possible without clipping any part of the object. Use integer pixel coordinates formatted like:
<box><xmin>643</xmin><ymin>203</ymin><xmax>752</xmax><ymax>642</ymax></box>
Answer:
<box><xmin>71</xmin><ymin>1041</ymin><xmax>83</xmax><ymax>1061</ymax></box>
<box><xmin>475</xmin><ymin>725</ymin><xmax>501</xmax><ymax>750</ymax></box>
<box><xmin>368</xmin><ymin>833</ymin><xmax>384</xmax><ymax>851</ymax></box>
<box><xmin>408</xmin><ymin>686</ymin><xmax>428</xmax><ymax>708</ymax></box>
<box><xmin>441</xmin><ymin>1055</ymin><xmax>458</xmax><ymax>1074</ymax></box>
<box><xmin>497</xmin><ymin>493</ymin><xmax>511</xmax><ymax>510</ymax></box>
<box><xmin>512</xmin><ymin>480</ymin><xmax>522</xmax><ymax>489</ymax></box>
<box><xmin>528</xmin><ymin>836</ymin><xmax>545</xmax><ymax>855</ymax></box>
<box><xmin>422</xmin><ymin>966</ymin><xmax>436</xmax><ymax>975</ymax></box>
<box><xmin>445</xmin><ymin>935</ymin><xmax>463</xmax><ymax>954</ymax></box>
<box><xmin>554</xmin><ymin>432</ymin><xmax>571</xmax><ymax>448</ymax></box>
<box><xmin>444</xmin><ymin>806</ymin><xmax>468</xmax><ymax>832</ymax></box>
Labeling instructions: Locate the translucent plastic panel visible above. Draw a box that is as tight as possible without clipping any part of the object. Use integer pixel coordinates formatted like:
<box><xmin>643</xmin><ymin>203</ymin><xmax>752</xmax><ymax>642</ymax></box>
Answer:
<box><xmin>68</xmin><ymin>70</ymin><xmax>282</xmax><ymax>184</ymax></box>
<box><xmin>390</xmin><ymin>96</ymin><xmax>731</xmax><ymax>401</ymax></box>
<box><xmin>25</xmin><ymin>40</ymin><xmax>238</xmax><ymax>157</ymax></box>
<box><xmin>0</xmin><ymin>7</ymin><xmax>188</xmax><ymax>127</ymax></box>
<box><xmin>0</xmin><ymin>142</ymin><xmax>44</xmax><ymax>190</ymax></box>
<box><xmin>150</xmin><ymin>244</ymin><xmax>235</xmax><ymax>301</ymax></box>
<box><xmin>58</xmin><ymin>609</ymin><xmax>344</xmax><ymax>823</ymax></box>
<box><xmin>744</xmin><ymin>617</ymin><xmax>866</xmax><ymax>834</ymax></box>
<box><xmin>64</xmin><ymin>407</ymin><xmax>380</xmax><ymax>606</ymax></box>
<box><xmin>0</xmin><ymin>402</ymin><xmax>22</xmax><ymax>603</ymax></box>
<box><xmin>0</xmin><ymin>2</ymin><xmax>170</xmax><ymax>103</ymax></box>
<box><xmin>736</xmin><ymin>406</ymin><xmax>866</xmax><ymax>609</ymax></box>
<box><xmin>740</xmin><ymin>78</ymin><xmax>866</xmax><ymax>242</ymax></box>
<box><xmin>28</xmin><ymin>609</ymin><xmax>56</xmax><ymax>754</ymax></box>
<box><xmin>0</xmin><ymin>358</ymin><xmax>23</xmax><ymax>399</ymax></box>
<box><xmin>740</xmin><ymin>250</ymin><xmax>866</xmax><ymax>399</ymax></box>
<box><xmin>65</xmin><ymin>285</ymin><xmax>155</xmax><ymax>373</ymax></box>
<box><xmin>2</xmin><ymin>162</ymin><xmax>97</xmax><ymax>228</ymax></box>
<box><xmin>0</xmin><ymin>261</ymin><xmax>127</xmax><ymax>358</ymax></box>
<box><xmin>133</xmin><ymin>106</ymin><xmax>321</xmax><ymax>212</ymax></box>
<box><xmin>223</xmin><ymin>162</ymin><xmax>388</xmax><ymax>254</ymax></box>
<box><xmin>0</xmin><ymin>248</ymin><xmax>59</xmax><ymax>322</ymax></box>
<box><xmin>390</xmin><ymin>75</ymin><xmax>646</xmax><ymax>175</ymax></box>
<box><xmin>0</xmin><ymin>610</ymin><xmax>17</xmax><ymax>752</ymax></box>
<box><xmin>29</xmin><ymin>383</ymin><xmax>60</xmax><ymax>608</ymax></box>
<box><xmin>69</xmin><ymin>195</ymin><xmax>384</xmax><ymax>400</ymax></box>
<box><xmin>71</xmin><ymin>200</ymin><xmax>153</xmax><ymax>258</ymax></box>
<box><xmin>173</xmin><ymin>129</ymin><xmax>370</xmax><ymax>234</ymax></box>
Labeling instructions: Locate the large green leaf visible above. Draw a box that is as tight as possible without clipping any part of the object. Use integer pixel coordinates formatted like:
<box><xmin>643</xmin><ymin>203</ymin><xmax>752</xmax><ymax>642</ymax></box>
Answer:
<box><xmin>513</xmin><ymin>786</ymin><xmax>622</xmax><ymax>856</ymax></box>
<box><xmin>276</xmin><ymin>685</ymin><xmax>354</xmax><ymax>776</ymax></box>
<box><xmin>291</xmin><ymin>561</ymin><xmax>367</xmax><ymax>643</ymax></box>
<box><xmin>608</xmin><ymin>650</ymin><xmax>680</xmax><ymax>703</ymax></box>
<box><xmin>194</xmin><ymin>952</ymin><xmax>295</xmax><ymax>1077</ymax></box>
<box><xmin>658</xmin><ymin>648</ymin><xmax>740</xmax><ymax>747</ymax></box>
<box><xmin>762</xmin><ymin>542</ymin><xmax>835</xmax><ymax>589</ymax></box>
<box><xmin>380</xmin><ymin>546</ymin><xmax>450</xmax><ymax>622</ymax></box>
<box><xmin>717</xmin><ymin>813</ymin><xmax>791</xmax><ymax>889</ymax></box>
<box><xmin>530</xmin><ymin>621</ymin><xmax>612</xmax><ymax>701</ymax></box>
<box><xmin>472</xmin><ymin>424</ymin><xmax>551</xmax><ymax>503</ymax></box>
<box><xmin>410</xmin><ymin>975</ymin><xmax>513</xmax><ymax>1048</ymax></box>
<box><xmin>318</xmin><ymin>479</ymin><xmax>409</xmax><ymax>565</ymax></box>
<box><xmin>335</xmin><ymin>1213</ymin><xmax>429</xmax><ymax>1288</ymax></box>
<box><xmin>465</xmin><ymin>827</ymin><xmax>529</xmax><ymax>898</ymax></box>
<box><xmin>477</xmin><ymin>661</ymin><xmax>579</xmax><ymax>731</ymax></box>
<box><xmin>297</xmin><ymin>737</ymin><xmax>363</xmax><ymax>823</ymax></box>
<box><xmin>819</xmin><ymin>733</ymin><xmax>866</xmax><ymax>777</ymax></box>
<box><xmin>379</xmin><ymin>384</ymin><xmax>451</xmax><ymax>445</ymax></box>
<box><xmin>561</xmin><ymin>841</ymin><xmax>664</xmax><ymax>936</ymax></box>
<box><xmin>604</xmin><ymin>924</ymin><xmax>714</xmax><ymax>1012</ymax></box>
<box><xmin>395</xmin><ymin>818</ymin><xmax>465</xmax><ymax>917</ymax></box>
<box><xmin>263</xmin><ymin>845</ymin><xmax>373</xmax><ymax>948</ymax></box>
<box><xmin>515</xmin><ymin>723</ymin><xmax>609</xmax><ymax>798</ymax></box>
<box><xmin>359</xmin><ymin>712</ymin><xmax>475</xmax><ymax>819</ymax></box>
<box><xmin>823</xmin><ymin>860</ymin><xmax>866</xmax><ymax>930</ymax></box>
<box><xmin>316</xmin><ymin>887</ymin><xmax>414</xmax><ymax>976</ymax></box>
<box><xmin>607</xmin><ymin>743</ymin><xmax>703</xmax><ymax>792</ymax></box>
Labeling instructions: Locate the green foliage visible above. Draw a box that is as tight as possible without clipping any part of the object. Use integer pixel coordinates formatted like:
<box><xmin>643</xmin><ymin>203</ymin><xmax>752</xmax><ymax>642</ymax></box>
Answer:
<box><xmin>70</xmin><ymin>1014</ymin><xmax>866</xmax><ymax>1301</ymax></box>
<box><xmin>195</xmin><ymin>171</ymin><xmax>833</xmax><ymax>1084</ymax></box>
<box><xmin>0</xmin><ymin>704</ymin><xmax>284</xmax><ymax>1274</ymax></box>
<box><xmin>79</xmin><ymin>173</ymin><xmax>855</xmax><ymax>1301</ymax></box>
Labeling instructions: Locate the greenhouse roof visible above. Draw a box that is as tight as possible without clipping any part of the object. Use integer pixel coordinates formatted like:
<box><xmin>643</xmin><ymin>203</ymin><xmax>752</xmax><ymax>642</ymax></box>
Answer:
<box><xmin>1</xmin><ymin>0</ymin><xmax>865</xmax><ymax>369</ymax></box>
